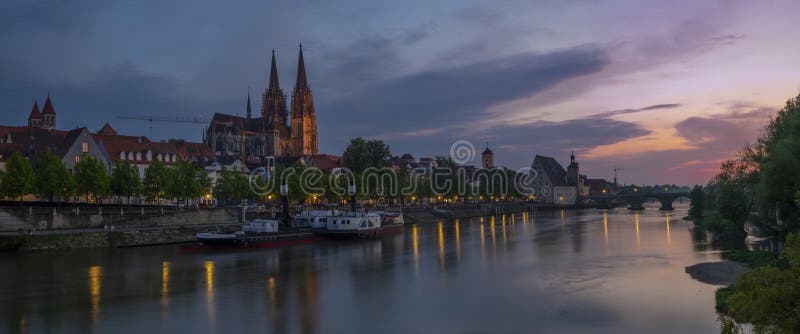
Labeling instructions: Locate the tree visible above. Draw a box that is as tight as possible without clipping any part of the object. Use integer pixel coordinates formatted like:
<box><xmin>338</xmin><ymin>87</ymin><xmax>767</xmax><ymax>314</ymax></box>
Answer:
<box><xmin>196</xmin><ymin>171</ymin><xmax>212</xmax><ymax>200</ymax></box>
<box><xmin>74</xmin><ymin>155</ymin><xmax>110</xmax><ymax>203</ymax></box>
<box><xmin>111</xmin><ymin>161</ymin><xmax>141</xmax><ymax>202</ymax></box>
<box><xmin>35</xmin><ymin>150</ymin><xmax>72</xmax><ymax>202</ymax></box>
<box><xmin>688</xmin><ymin>185</ymin><xmax>705</xmax><ymax>219</ymax></box>
<box><xmin>142</xmin><ymin>160</ymin><xmax>169</xmax><ymax>203</ymax></box>
<box><xmin>166</xmin><ymin>159</ymin><xmax>200</xmax><ymax>202</ymax></box>
<box><xmin>213</xmin><ymin>167</ymin><xmax>250</xmax><ymax>204</ymax></box>
<box><xmin>0</xmin><ymin>152</ymin><xmax>35</xmax><ymax>203</ymax></box>
<box><xmin>717</xmin><ymin>233</ymin><xmax>800</xmax><ymax>333</ymax></box>
<box><xmin>342</xmin><ymin>137</ymin><xmax>391</xmax><ymax>173</ymax></box>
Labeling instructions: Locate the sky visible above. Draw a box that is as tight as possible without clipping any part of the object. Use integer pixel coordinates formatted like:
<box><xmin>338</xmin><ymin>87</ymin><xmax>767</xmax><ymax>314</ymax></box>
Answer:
<box><xmin>1</xmin><ymin>0</ymin><xmax>799</xmax><ymax>185</ymax></box>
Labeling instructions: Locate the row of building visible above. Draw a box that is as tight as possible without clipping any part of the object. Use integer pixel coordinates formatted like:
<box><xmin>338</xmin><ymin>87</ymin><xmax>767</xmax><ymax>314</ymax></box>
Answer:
<box><xmin>0</xmin><ymin>46</ymin><xmax>613</xmax><ymax>204</ymax></box>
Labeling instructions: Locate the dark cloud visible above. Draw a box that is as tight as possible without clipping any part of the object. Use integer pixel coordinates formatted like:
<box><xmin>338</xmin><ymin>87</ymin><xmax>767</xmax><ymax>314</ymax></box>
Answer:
<box><xmin>0</xmin><ymin>61</ymin><xmax>234</xmax><ymax>140</ymax></box>
<box><xmin>675</xmin><ymin>105</ymin><xmax>773</xmax><ymax>152</ymax></box>
<box><xmin>319</xmin><ymin>44</ymin><xmax>609</xmax><ymax>139</ymax></box>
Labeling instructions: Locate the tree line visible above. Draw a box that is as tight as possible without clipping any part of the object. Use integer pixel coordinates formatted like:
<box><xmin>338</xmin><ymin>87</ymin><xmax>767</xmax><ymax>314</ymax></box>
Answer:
<box><xmin>0</xmin><ymin>151</ymin><xmax>212</xmax><ymax>205</ymax></box>
<box><xmin>686</xmin><ymin>93</ymin><xmax>800</xmax><ymax>333</ymax></box>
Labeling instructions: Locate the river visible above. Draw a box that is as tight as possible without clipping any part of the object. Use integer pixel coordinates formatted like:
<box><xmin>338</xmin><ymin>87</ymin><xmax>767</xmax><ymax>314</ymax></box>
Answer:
<box><xmin>0</xmin><ymin>203</ymin><xmax>725</xmax><ymax>334</ymax></box>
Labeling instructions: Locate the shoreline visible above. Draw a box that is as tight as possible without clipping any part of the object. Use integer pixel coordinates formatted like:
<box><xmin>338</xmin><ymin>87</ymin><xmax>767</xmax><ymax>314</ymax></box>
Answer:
<box><xmin>0</xmin><ymin>203</ymin><xmax>611</xmax><ymax>252</ymax></box>
<box><xmin>685</xmin><ymin>261</ymin><xmax>747</xmax><ymax>286</ymax></box>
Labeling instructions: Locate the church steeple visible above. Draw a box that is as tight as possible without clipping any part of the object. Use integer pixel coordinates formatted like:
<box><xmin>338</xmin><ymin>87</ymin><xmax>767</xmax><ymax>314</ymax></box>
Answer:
<box><xmin>269</xmin><ymin>49</ymin><xmax>280</xmax><ymax>92</ymax></box>
<box><xmin>262</xmin><ymin>49</ymin><xmax>287</xmax><ymax>124</ymax></box>
<box><xmin>246</xmin><ymin>89</ymin><xmax>252</xmax><ymax>119</ymax></box>
<box><xmin>295</xmin><ymin>43</ymin><xmax>310</xmax><ymax>92</ymax></box>
<box><xmin>290</xmin><ymin>43</ymin><xmax>318</xmax><ymax>156</ymax></box>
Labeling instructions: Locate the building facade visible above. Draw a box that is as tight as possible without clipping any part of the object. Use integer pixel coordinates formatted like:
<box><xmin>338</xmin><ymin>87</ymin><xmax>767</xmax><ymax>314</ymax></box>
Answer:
<box><xmin>482</xmin><ymin>144</ymin><xmax>494</xmax><ymax>169</ymax></box>
<box><xmin>530</xmin><ymin>154</ymin><xmax>578</xmax><ymax>204</ymax></box>
<box><xmin>204</xmin><ymin>46</ymin><xmax>319</xmax><ymax>162</ymax></box>
<box><xmin>1</xmin><ymin>97</ymin><xmax>111</xmax><ymax>173</ymax></box>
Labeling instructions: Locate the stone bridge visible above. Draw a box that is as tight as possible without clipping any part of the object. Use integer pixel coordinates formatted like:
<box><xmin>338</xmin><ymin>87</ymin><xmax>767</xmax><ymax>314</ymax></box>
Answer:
<box><xmin>589</xmin><ymin>192</ymin><xmax>689</xmax><ymax>211</ymax></box>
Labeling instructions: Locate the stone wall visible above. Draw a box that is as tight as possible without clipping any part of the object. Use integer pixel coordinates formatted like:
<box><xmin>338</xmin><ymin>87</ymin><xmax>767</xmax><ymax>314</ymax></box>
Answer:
<box><xmin>0</xmin><ymin>206</ymin><xmax>242</xmax><ymax>232</ymax></box>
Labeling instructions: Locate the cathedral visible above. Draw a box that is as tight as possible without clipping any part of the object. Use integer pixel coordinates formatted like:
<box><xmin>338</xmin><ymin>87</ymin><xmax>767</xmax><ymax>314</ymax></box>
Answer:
<box><xmin>204</xmin><ymin>45</ymin><xmax>319</xmax><ymax>161</ymax></box>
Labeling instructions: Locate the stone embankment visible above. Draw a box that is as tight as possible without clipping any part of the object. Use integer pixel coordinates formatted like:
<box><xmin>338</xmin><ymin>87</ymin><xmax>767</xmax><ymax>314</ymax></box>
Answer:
<box><xmin>0</xmin><ymin>202</ymin><xmax>585</xmax><ymax>251</ymax></box>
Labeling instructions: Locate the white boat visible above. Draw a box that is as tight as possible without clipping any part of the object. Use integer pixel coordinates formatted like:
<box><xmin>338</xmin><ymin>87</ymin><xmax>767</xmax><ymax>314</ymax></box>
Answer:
<box><xmin>293</xmin><ymin>209</ymin><xmax>339</xmax><ymax>229</ymax></box>
<box><xmin>317</xmin><ymin>211</ymin><xmax>404</xmax><ymax>238</ymax></box>
<box><xmin>243</xmin><ymin>219</ymin><xmax>280</xmax><ymax>233</ymax></box>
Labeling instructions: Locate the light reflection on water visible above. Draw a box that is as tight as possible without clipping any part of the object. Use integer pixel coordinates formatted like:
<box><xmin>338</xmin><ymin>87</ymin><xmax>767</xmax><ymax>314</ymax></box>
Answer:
<box><xmin>0</xmin><ymin>204</ymin><xmax>724</xmax><ymax>334</ymax></box>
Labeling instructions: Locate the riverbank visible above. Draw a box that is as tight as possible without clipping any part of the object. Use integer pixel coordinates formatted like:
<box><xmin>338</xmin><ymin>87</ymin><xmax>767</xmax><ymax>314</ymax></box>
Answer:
<box><xmin>0</xmin><ymin>228</ymin><xmax>199</xmax><ymax>251</ymax></box>
<box><xmin>0</xmin><ymin>203</ymin><xmax>586</xmax><ymax>251</ymax></box>
<box><xmin>685</xmin><ymin>261</ymin><xmax>747</xmax><ymax>286</ymax></box>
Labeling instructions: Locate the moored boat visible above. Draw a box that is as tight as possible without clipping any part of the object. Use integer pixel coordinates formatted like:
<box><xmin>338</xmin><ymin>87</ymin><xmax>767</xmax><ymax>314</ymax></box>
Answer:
<box><xmin>315</xmin><ymin>211</ymin><xmax>404</xmax><ymax>238</ymax></box>
<box><xmin>195</xmin><ymin>230</ymin><xmax>245</xmax><ymax>246</ymax></box>
<box><xmin>195</xmin><ymin>219</ymin><xmax>283</xmax><ymax>247</ymax></box>
<box><xmin>293</xmin><ymin>209</ymin><xmax>339</xmax><ymax>229</ymax></box>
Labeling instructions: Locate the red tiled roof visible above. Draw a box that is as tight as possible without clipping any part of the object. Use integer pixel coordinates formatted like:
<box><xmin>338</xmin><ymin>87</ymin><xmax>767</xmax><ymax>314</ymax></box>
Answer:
<box><xmin>28</xmin><ymin>102</ymin><xmax>41</xmax><ymax>119</ymax></box>
<box><xmin>41</xmin><ymin>96</ymin><xmax>55</xmax><ymax>115</ymax></box>
<box><xmin>0</xmin><ymin>126</ymin><xmax>80</xmax><ymax>161</ymax></box>
<box><xmin>0</xmin><ymin>143</ymin><xmax>25</xmax><ymax>162</ymax></box>
<box><xmin>98</xmin><ymin>123</ymin><xmax>117</xmax><ymax>135</ymax></box>
<box><xmin>307</xmin><ymin>154</ymin><xmax>341</xmax><ymax>172</ymax></box>
<box><xmin>94</xmin><ymin>131</ymin><xmax>214</xmax><ymax>166</ymax></box>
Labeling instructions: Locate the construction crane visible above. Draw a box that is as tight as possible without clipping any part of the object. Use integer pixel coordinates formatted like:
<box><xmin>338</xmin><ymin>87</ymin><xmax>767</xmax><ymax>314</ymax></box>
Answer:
<box><xmin>613</xmin><ymin>167</ymin><xmax>627</xmax><ymax>187</ymax></box>
<box><xmin>116</xmin><ymin>115</ymin><xmax>211</xmax><ymax>124</ymax></box>
<box><xmin>117</xmin><ymin>114</ymin><xmax>248</xmax><ymax>172</ymax></box>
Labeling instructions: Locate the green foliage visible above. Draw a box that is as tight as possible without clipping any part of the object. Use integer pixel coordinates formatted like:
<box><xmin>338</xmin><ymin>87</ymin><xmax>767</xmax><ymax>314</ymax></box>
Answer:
<box><xmin>342</xmin><ymin>137</ymin><xmax>391</xmax><ymax>173</ymax></box>
<box><xmin>0</xmin><ymin>152</ymin><xmax>35</xmax><ymax>202</ymax></box>
<box><xmin>213</xmin><ymin>167</ymin><xmax>251</xmax><ymax>203</ymax></box>
<box><xmin>688</xmin><ymin>185</ymin><xmax>705</xmax><ymax>219</ymax></box>
<box><xmin>758</xmin><ymin>135</ymin><xmax>800</xmax><ymax>230</ymax></box>
<box><xmin>718</xmin><ymin>234</ymin><xmax>800</xmax><ymax>333</ymax></box>
<box><xmin>166</xmin><ymin>159</ymin><xmax>202</xmax><ymax>200</ymax></box>
<box><xmin>73</xmin><ymin>155</ymin><xmax>110</xmax><ymax>203</ymax></box>
<box><xmin>35</xmin><ymin>150</ymin><xmax>72</xmax><ymax>202</ymax></box>
<box><xmin>142</xmin><ymin>160</ymin><xmax>169</xmax><ymax>202</ymax></box>
<box><xmin>111</xmin><ymin>161</ymin><xmax>141</xmax><ymax>199</ymax></box>
<box><xmin>196</xmin><ymin>171</ymin><xmax>212</xmax><ymax>199</ymax></box>
<box><xmin>724</xmin><ymin>250</ymin><xmax>778</xmax><ymax>269</ymax></box>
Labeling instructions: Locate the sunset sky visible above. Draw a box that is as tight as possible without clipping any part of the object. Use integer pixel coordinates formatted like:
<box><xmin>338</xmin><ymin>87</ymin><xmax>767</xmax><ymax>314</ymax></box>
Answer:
<box><xmin>2</xmin><ymin>0</ymin><xmax>799</xmax><ymax>185</ymax></box>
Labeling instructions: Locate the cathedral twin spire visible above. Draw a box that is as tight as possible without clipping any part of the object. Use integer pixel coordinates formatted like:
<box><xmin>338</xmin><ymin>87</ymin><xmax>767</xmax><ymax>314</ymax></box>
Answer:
<box><xmin>261</xmin><ymin>44</ymin><xmax>318</xmax><ymax>156</ymax></box>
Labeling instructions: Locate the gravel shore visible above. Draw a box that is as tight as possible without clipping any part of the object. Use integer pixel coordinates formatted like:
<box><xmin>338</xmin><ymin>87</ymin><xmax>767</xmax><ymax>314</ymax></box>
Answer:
<box><xmin>685</xmin><ymin>261</ymin><xmax>747</xmax><ymax>286</ymax></box>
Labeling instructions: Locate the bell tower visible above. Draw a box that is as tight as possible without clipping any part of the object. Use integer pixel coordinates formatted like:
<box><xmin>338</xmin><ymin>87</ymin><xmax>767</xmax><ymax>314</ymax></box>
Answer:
<box><xmin>289</xmin><ymin>44</ymin><xmax>318</xmax><ymax>156</ymax></box>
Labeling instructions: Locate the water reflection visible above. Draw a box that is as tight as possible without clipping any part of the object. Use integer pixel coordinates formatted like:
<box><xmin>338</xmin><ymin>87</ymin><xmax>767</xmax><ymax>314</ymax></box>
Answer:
<box><xmin>603</xmin><ymin>211</ymin><xmax>609</xmax><ymax>248</ymax></box>
<box><xmin>204</xmin><ymin>261</ymin><xmax>216</xmax><ymax>331</ymax></box>
<box><xmin>438</xmin><ymin>222</ymin><xmax>445</xmax><ymax>271</ymax></box>
<box><xmin>480</xmin><ymin>223</ymin><xmax>486</xmax><ymax>261</ymax></box>
<box><xmin>412</xmin><ymin>225</ymin><xmax>420</xmax><ymax>277</ymax></box>
<box><xmin>454</xmin><ymin>220</ymin><xmax>461</xmax><ymax>264</ymax></box>
<box><xmin>161</xmin><ymin>261</ymin><xmax>170</xmax><ymax>307</ymax></box>
<box><xmin>665</xmin><ymin>213</ymin><xmax>672</xmax><ymax>246</ymax></box>
<box><xmin>88</xmin><ymin>265</ymin><xmax>102</xmax><ymax>325</ymax></box>
<box><xmin>635</xmin><ymin>212</ymin><xmax>641</xmax><ymax>250</ymax></box>
<box><xmin>490</xmin><ymin>216</ymin><xmax>497</xmax><ymax>260</ymax></box>
<box><xmin>0</xmin><ymin>204</ymin><xmax>723</xmax><ymax>334</ymax></box>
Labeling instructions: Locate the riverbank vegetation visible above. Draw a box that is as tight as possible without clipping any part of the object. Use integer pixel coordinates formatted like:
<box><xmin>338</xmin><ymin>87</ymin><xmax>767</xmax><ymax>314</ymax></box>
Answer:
<box><xmin>0</xmin><ymin>152</ymin><xmax>212</xmax><ymax>205</ymax></box>
<box><xmin>688</xmin><ymin>93</ymin><xmax>800</xmax><ymax>333</ymax></box>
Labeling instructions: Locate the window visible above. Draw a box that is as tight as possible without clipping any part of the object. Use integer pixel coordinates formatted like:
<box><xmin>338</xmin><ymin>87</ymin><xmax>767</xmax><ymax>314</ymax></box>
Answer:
<box><xmin>74</xmin><ymin>155</ymin><xmax>80</xmax><ymax>163</ymax></box>
<box><xmin>128</xmin><ymin>152</ymin><xmax>134</xmax><ymax>160</ymax></box>
<box><xmin>82</xmin><ymin>142</ymin><xmax>89</xmax><ymax>153</ymax></box>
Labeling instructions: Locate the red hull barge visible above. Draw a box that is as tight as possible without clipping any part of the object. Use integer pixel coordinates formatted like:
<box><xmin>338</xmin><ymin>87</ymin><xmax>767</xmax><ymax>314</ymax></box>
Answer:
<box><xmin>181</xmin><ymin>233</ymin><xmax>325</xmax><ymax>252</ymax></box>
